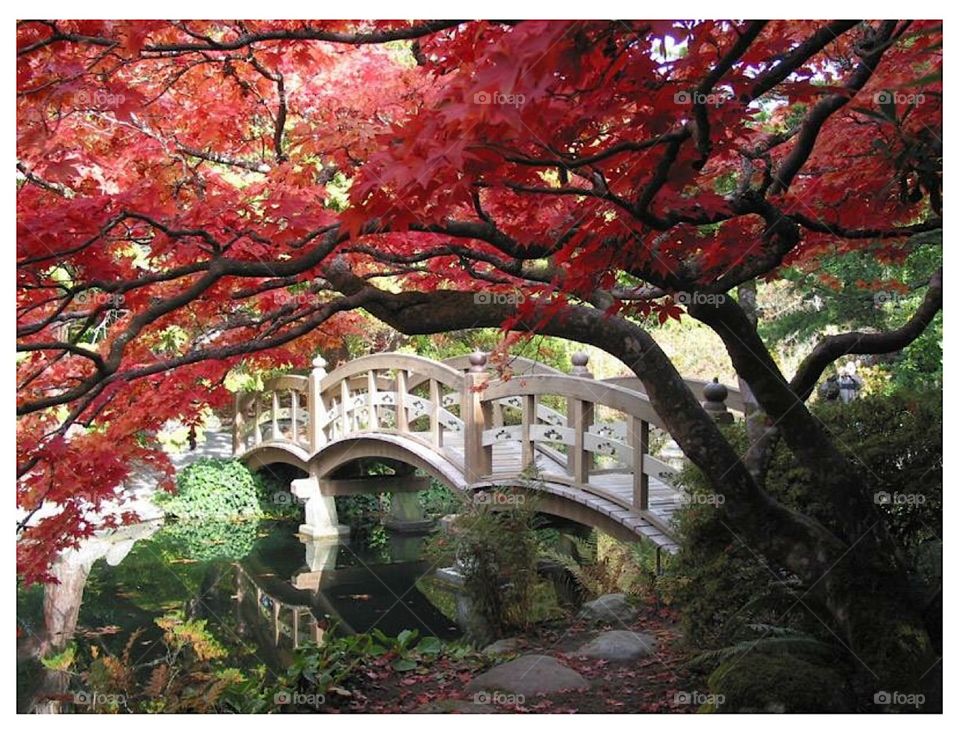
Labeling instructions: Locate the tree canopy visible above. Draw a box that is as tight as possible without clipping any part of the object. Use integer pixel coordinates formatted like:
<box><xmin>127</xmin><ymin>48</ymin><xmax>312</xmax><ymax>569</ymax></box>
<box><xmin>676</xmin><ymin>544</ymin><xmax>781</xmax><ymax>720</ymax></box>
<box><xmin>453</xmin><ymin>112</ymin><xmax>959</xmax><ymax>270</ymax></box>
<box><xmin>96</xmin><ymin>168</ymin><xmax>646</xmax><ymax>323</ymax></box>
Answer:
<box><xmin>16</xmin><ymin>20</ymin><xmax>942</xmax><ymax>585</ymax></box>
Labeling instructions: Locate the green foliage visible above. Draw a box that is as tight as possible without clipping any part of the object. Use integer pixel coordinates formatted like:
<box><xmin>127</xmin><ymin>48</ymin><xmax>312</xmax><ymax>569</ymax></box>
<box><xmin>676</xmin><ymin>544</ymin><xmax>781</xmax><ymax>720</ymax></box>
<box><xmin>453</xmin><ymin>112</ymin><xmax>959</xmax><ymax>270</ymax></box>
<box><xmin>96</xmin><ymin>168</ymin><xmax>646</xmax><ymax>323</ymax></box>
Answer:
<box><xmin>541</xmin><ymin>530</ymin><xmax>658</xmax><ymax>599</ymax></box>
<box><xmin>759</xmin><ymin>233</ymin><xmax>942</xmax><ymax>388</ymax></box>
<box><xmin>70</xmin><ymin>612</ymin><xmax>244</xmax><ymax>713</ymax></box>
<box><xmin>418</xmin><ymin>480</ymin><xmax>463</xmax><ymax>517</ymax></box>
<box><xmin>336</xmin><ymin>494</ymin><xmax>386</xmax><ymax>544</ymax></box>
<box><xmin>40</xmin><ymin>642</ymin><xmax>77</xmax><ymax>672</ymax></box>
<box><xmin>657</xmin><ymin>492</ymin><xmax>804</xmax><ymax>650</ymax></box>
<box><xmin>158</xmin><ymin>519</ymin><xmax>260</xmax><ymax>563</ymax></box>
<box><xmin>706</xmin><ymin>652</ymin><xmax>853</xmax><ymax>713</ymax></box>
<box><xmin>428</xmin><ymin>491</ymin><xmax>542</xmax><ymax>636</ymax></box>
<box><xmin>662</xmin><ymin>391</ymin><xmax>941</xmax><ymax>708</ymax></box>
<box><xmin>768</xmin><ymin>392</ymin><xmax>942</xmax><ymax>586</ymax></box>
<box><xmin>64</xmin><ymin>616</ymin><xmax>451</xmax><ymax>714</ymax></box>
<box><xmin>158</xmin><ymin>459</ymin><xmax>264</xmax><ymax>520</ymax></box>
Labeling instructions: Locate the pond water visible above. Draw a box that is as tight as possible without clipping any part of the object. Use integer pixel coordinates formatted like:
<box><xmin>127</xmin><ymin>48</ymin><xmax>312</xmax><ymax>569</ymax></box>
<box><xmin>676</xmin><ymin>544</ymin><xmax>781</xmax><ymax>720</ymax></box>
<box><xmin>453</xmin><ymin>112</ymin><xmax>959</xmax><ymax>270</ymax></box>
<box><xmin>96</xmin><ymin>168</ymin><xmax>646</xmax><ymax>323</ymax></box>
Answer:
<box><xmin>17</xmin><ymin>519</ymin><xmax>467</xmax><ymax>713</ymax></box>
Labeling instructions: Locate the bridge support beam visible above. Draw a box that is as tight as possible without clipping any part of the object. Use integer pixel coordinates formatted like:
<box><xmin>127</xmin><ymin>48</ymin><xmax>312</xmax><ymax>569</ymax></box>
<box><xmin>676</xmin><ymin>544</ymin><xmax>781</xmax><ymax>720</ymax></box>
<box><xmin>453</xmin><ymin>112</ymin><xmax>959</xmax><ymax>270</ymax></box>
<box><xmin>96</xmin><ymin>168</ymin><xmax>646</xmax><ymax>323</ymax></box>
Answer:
<box><xmin>292</xmin><ymin>476</ymin><xmax>349</xmax><ymax>540</ymax></box>
<box><xmin>384</xmin><ymin>492</ymin><xmax>436</xmax><ymax>534</ymax></box>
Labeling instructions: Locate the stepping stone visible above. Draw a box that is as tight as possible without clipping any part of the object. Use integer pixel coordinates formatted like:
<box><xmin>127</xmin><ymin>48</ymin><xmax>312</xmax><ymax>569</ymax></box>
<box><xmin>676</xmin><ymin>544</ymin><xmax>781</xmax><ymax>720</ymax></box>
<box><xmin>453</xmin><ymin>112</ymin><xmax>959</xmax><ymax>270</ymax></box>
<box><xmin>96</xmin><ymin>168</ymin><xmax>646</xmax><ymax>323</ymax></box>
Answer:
<box><xmin>465</xmin><ymin>654</ymin><xmax>589</xmax><ymax>698</ymax></box>
<box><xmin>579</xmin><ymin>593</ymin><xmax>637</xmax><ymax>624</ymax></box>
<box><xmin>576</xmin><ymin>629</ymin><xmax>657</xmax><ymax>661</ymax></box>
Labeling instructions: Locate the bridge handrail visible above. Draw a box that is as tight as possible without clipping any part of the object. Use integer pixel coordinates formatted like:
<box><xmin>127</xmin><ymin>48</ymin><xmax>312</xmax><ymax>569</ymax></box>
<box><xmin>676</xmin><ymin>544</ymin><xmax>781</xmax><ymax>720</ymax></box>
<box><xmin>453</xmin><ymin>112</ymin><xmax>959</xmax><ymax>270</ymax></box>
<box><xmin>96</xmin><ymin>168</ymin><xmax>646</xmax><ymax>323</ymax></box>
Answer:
<box><xmin>602</xmin><ymin>375</ymin><xmax>744</xmax><ymax>413</ymax></box>
<box><xmin>439</xmin><ymin>353</ymin><xmax>564</xmax><ymax>376</ymax></box>
<box><xmin>318</xmin><ymin>352</ymin><xmax>465</xmax><ymax>393</ymax></box>
<box><xmin>480</xmin><ymin>374</ymin><xmax>663</xmax><ymax>429</ymax></box>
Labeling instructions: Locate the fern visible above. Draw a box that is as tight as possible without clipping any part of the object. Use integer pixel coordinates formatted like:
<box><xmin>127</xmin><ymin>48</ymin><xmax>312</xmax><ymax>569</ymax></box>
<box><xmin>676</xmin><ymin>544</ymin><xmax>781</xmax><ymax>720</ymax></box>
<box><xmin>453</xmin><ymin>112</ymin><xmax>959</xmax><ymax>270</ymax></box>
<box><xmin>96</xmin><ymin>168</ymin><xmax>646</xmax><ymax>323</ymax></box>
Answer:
<box><xmin>690</xmin><ymin>626</ymin><xmax>835</xmax><ymax>670</ymax></box>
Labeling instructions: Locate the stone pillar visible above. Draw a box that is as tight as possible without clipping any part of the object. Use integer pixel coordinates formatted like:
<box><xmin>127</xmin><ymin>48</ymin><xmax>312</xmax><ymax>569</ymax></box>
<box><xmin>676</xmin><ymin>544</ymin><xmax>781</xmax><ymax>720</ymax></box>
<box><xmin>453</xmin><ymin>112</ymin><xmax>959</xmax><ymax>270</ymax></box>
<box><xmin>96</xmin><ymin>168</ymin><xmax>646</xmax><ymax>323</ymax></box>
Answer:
<box><xmin>702</xmin><ymin>378</ymin><xmax>734</xmax><ymax>424</ymax></box>
<box><xmin>384</xmin><ymin>491</ymin><xmax>435</xmax><ymax>533</ymax></box>
<box><xmin>292</xmin><ymin>475</ymin><xmax>349</xmax><ymax>539</ymax></box>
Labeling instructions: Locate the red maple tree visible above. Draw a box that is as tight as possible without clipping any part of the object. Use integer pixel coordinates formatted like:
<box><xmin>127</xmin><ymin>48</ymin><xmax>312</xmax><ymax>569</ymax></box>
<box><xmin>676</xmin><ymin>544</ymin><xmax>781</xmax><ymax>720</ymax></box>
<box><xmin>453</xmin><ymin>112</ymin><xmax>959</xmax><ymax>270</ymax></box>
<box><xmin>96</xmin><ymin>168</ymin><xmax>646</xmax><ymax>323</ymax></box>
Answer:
<box><xmin>17</xmin><ymin>20</ymin><xmax>941</xmax><ymax>684</ymax></box>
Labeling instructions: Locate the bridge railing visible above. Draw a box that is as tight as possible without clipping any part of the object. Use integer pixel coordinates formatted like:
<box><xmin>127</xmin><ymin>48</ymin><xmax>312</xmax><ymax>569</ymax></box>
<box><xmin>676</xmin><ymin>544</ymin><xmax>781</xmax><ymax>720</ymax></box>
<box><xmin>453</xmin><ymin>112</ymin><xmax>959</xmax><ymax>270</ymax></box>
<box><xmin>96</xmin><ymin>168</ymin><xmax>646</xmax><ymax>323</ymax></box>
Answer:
<box><xmin>234</xmin><ymin>350</ymin><xmax>737</xmax><ymax>521</ymax></box>
<box><xmin>466</xmin><ymin>352</ymin><xmax>677</xmax><ymax>512</ymax></box>
<box><xmin>314</xmin><ymin>353</ymin><xmax>466</xmax><ymax>451</ymax></box>
<box><xmin>234</xmin><ymin>353</ymin><xmax>470</xmax><ymax>457</ymax></box>
<box><xmin>233</xmin><ymin>374</ymin><xmax>310</xmax><ymax>453</ymax></box>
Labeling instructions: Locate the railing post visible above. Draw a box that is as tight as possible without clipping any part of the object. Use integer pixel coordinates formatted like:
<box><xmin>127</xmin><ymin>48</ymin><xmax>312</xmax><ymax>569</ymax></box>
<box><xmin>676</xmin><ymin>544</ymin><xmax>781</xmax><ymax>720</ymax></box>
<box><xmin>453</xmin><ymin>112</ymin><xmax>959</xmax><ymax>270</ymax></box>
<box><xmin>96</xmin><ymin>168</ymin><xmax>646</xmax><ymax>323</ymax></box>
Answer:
<box><xmin>520</xmin><ymin>393</ymin><xmax>535</xmax><ymax>470</ymax></box>
<box><xmin>569</xmin><ymin>351</ymin><xmax>593</xmax><ymax>379</ymax></box>
<box><xmin>366</xmin><ymin>370</ymin><xmax>379</xmax><ymax>430</ymax></box>
<box><xmin>340</xmin><ymin>379</ymin><xmax>352</xmax><ymax>435</ymax></box>
<box><xmin>429</xmin><ymin>379</ymin><xmax>444</xmax><ymax>447</ymax></box>
<box><xmin>290</xmin><ymin>390</ymin><xmax>299</xmax><ymax>444</ymax></box>
<box><xmin>253</xmin><ymin>395</ymin><xmax>262</xmax><ymax>445</ymax></box>
<box><xmin>568</xmin><ymin>352</ymin><xmax>594</xmax><ymax>483</ymax></box>
<box><xmin>630</xmin><ymin>416</ymin><xmax>650</xmax><ymax>510</ymax></box>
<box><xmin>233</xmin><ymin>392</ymin><xmax>245</xmax><ymax>455</ymax></box>
<box><xmin>271</xmin><ymin>391</ymin><xmax>280</xmax><ymax>440</ymax></box>
<box><xmin>462</xmin><ymin>349</ymin><xmax>492</xmax><ymax>483</ymax></box>
<box><xmin>396</xmin><ymin>369</ymin><xmax>409</xmax><ymax>432</ymax></box>
<box><xmin>307</xmin><ymin>356</ymin><xmax>327</xmax><ymax>453</ymax></box>
<box><xmin>568</xmin><ymin>398</ymin><xmax>594</xmax><ymax>484</ymax></box>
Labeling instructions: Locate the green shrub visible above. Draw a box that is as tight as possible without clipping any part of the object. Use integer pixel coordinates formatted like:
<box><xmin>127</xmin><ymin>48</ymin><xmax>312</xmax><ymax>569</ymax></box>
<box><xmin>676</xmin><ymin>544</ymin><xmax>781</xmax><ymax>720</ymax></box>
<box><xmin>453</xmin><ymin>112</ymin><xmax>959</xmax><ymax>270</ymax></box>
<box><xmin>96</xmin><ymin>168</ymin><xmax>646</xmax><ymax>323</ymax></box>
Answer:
<box><xmin>541</xmin><ymin>530</ymin><xmax>659</xmax><ymax>600</ymax></box>
<box><xmin>158</xmin><ymin>459</ymin><xmax>265</xmax><ymax>520</ymax></box>
<box><xmin>418</xmin><ymin>480</ymin><xmax>462</xmax><ymax>517</ymax></box>
<box><xmin>660</xmin><ymin>391</ymin><xmax>941</xmax><ymax>702</ymax></box>
<box><xmin>706</xmin><ymin>652</ymin><xmax>853</xmax><ymax>713</ymax></box>
<box><xmin>428</xmin><ymin>490</ymin><xmax>541</xmax><ymax>637</ymax></box>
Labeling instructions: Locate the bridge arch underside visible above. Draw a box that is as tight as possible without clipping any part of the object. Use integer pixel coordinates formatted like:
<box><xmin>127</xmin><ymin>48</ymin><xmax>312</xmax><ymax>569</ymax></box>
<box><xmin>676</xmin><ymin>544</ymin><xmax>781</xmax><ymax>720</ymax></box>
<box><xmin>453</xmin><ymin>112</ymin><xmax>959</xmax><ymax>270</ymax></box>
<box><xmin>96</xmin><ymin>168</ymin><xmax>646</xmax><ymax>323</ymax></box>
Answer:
<box><xmin>243</xmin><ymin>434</ymin><xmax>677</xmax><ymax>553</ymax></box>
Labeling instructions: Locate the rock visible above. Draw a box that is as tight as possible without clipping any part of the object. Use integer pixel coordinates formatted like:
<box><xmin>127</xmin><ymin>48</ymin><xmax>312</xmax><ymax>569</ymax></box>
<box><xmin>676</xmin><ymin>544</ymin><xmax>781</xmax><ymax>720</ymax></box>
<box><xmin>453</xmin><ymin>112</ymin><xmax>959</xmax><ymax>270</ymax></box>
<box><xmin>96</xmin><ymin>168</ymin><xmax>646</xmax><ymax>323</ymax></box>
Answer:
<box><xmin>579</xmin><ymin>593</ymin><xmax>636</xmax><ymax>624</ymax></box>
<box><xmin>413</xmin><ymin>698</ymin><xmax>499</xmax><ymax>714</ymax></box>
<box><xmin>482</xmin><ymin>638</ymin><xmax>520</xmax><ymax>656</ymax></box>
<box><xmin>466</xmin><ymin>655</ymin><xmax>589</xmax><ymax>698</ymax></box>
<box><xmin>576</xmin><ymin>629</ymin><xmax>656</xmax><ymax>661</ymax></box>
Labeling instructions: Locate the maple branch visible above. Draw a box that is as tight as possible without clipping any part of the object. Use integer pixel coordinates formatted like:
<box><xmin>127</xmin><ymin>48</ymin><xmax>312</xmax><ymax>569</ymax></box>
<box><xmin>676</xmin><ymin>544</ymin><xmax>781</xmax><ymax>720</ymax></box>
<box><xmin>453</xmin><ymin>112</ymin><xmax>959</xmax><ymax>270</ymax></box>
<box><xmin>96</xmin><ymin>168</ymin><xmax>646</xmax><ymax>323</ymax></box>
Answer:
<box><xmin>496</xmin><ymin>129</ymin><xmax>689</xmax><ymax>169</ymax></box>
<box><xmin>247</xmin><ymin>52</ymin><xmax>288</xmax><ymax>162</ymax></box>
<box><xmin>790</xmin><ymin>215</ymin><xmax>941</xmax><ymax>240</ymax></box>
<box><xmin>790</xmin><ymin>267</ymin><xmax>942</xmax><ymax>400</ymax></box>
<box><xmin>770</xmin><ymin>20</ymin><xmax>900</xmax><ymax>195</ymax></box>
<box><xmin>745</xmin><ymin>21</ymin><xmax>863</xmax><ymax>101</ymax></box>
<box><xmin>16</xmin><ymin>161</ymin><xmax>73</xmax><ymax>197</ymax></box>
<box><xmin>690</xmin><ymin>20</ymin><xmax>767</xmax><ymax>166</ymax></box>
<box><xmin>178</xmin><ymin>145</ymin><xmax>270</xmax><ymax>173</ymax></box>
<box><xmin>143</xmin><ymin>21</ymin><xmax>467</xmax><ymax>54</ymax></box>
<box><xmin>16</xmin><ymin>23</ymin><xmax>117</xmax><ymax>56</ymax></box>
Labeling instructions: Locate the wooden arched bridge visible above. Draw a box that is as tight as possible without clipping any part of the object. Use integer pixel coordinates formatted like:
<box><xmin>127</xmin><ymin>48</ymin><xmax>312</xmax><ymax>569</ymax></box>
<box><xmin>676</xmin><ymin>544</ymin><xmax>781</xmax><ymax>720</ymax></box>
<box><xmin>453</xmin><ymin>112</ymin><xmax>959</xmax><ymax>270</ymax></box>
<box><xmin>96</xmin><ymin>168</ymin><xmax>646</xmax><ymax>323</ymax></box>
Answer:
<box><xmin>234</xmin><ymin>351</ymin><xmax>740</xmax><ymax>553</ymax></box>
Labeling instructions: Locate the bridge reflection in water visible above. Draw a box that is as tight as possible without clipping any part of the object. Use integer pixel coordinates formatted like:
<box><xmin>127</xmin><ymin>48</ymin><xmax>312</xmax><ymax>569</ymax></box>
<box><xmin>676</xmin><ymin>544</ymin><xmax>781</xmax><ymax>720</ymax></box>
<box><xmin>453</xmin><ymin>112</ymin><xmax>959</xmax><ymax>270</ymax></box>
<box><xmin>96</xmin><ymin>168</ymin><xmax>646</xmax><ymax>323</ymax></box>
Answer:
<box><xmin>233</xmin><ymin>533</ymin><xmax>461</xmax><ymax>662</ymax></box>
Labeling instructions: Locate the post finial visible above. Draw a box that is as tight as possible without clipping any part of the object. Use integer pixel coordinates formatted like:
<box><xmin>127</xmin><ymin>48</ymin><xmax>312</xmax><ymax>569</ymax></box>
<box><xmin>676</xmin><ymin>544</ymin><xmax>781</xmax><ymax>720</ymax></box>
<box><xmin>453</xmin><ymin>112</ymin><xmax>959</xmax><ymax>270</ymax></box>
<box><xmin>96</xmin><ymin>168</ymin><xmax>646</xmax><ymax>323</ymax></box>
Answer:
<box><xmin>702</xmin><ymin>377</ymin><xmax>733</xmax><ymax>423</ymax></box>
<box><xmin>570</xmin><ymin>351</ymin><xmax>593</xmax><ymax>378</ymax></box>
<box><xmin>311</xmin><ymin>355</ymin><xmax>328</xmax><ymax>376</ymax></box>
<box><xmin>468</xmin><ymin>349</ymin><xmax>488</xmax><ymax>372</ymax></box>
